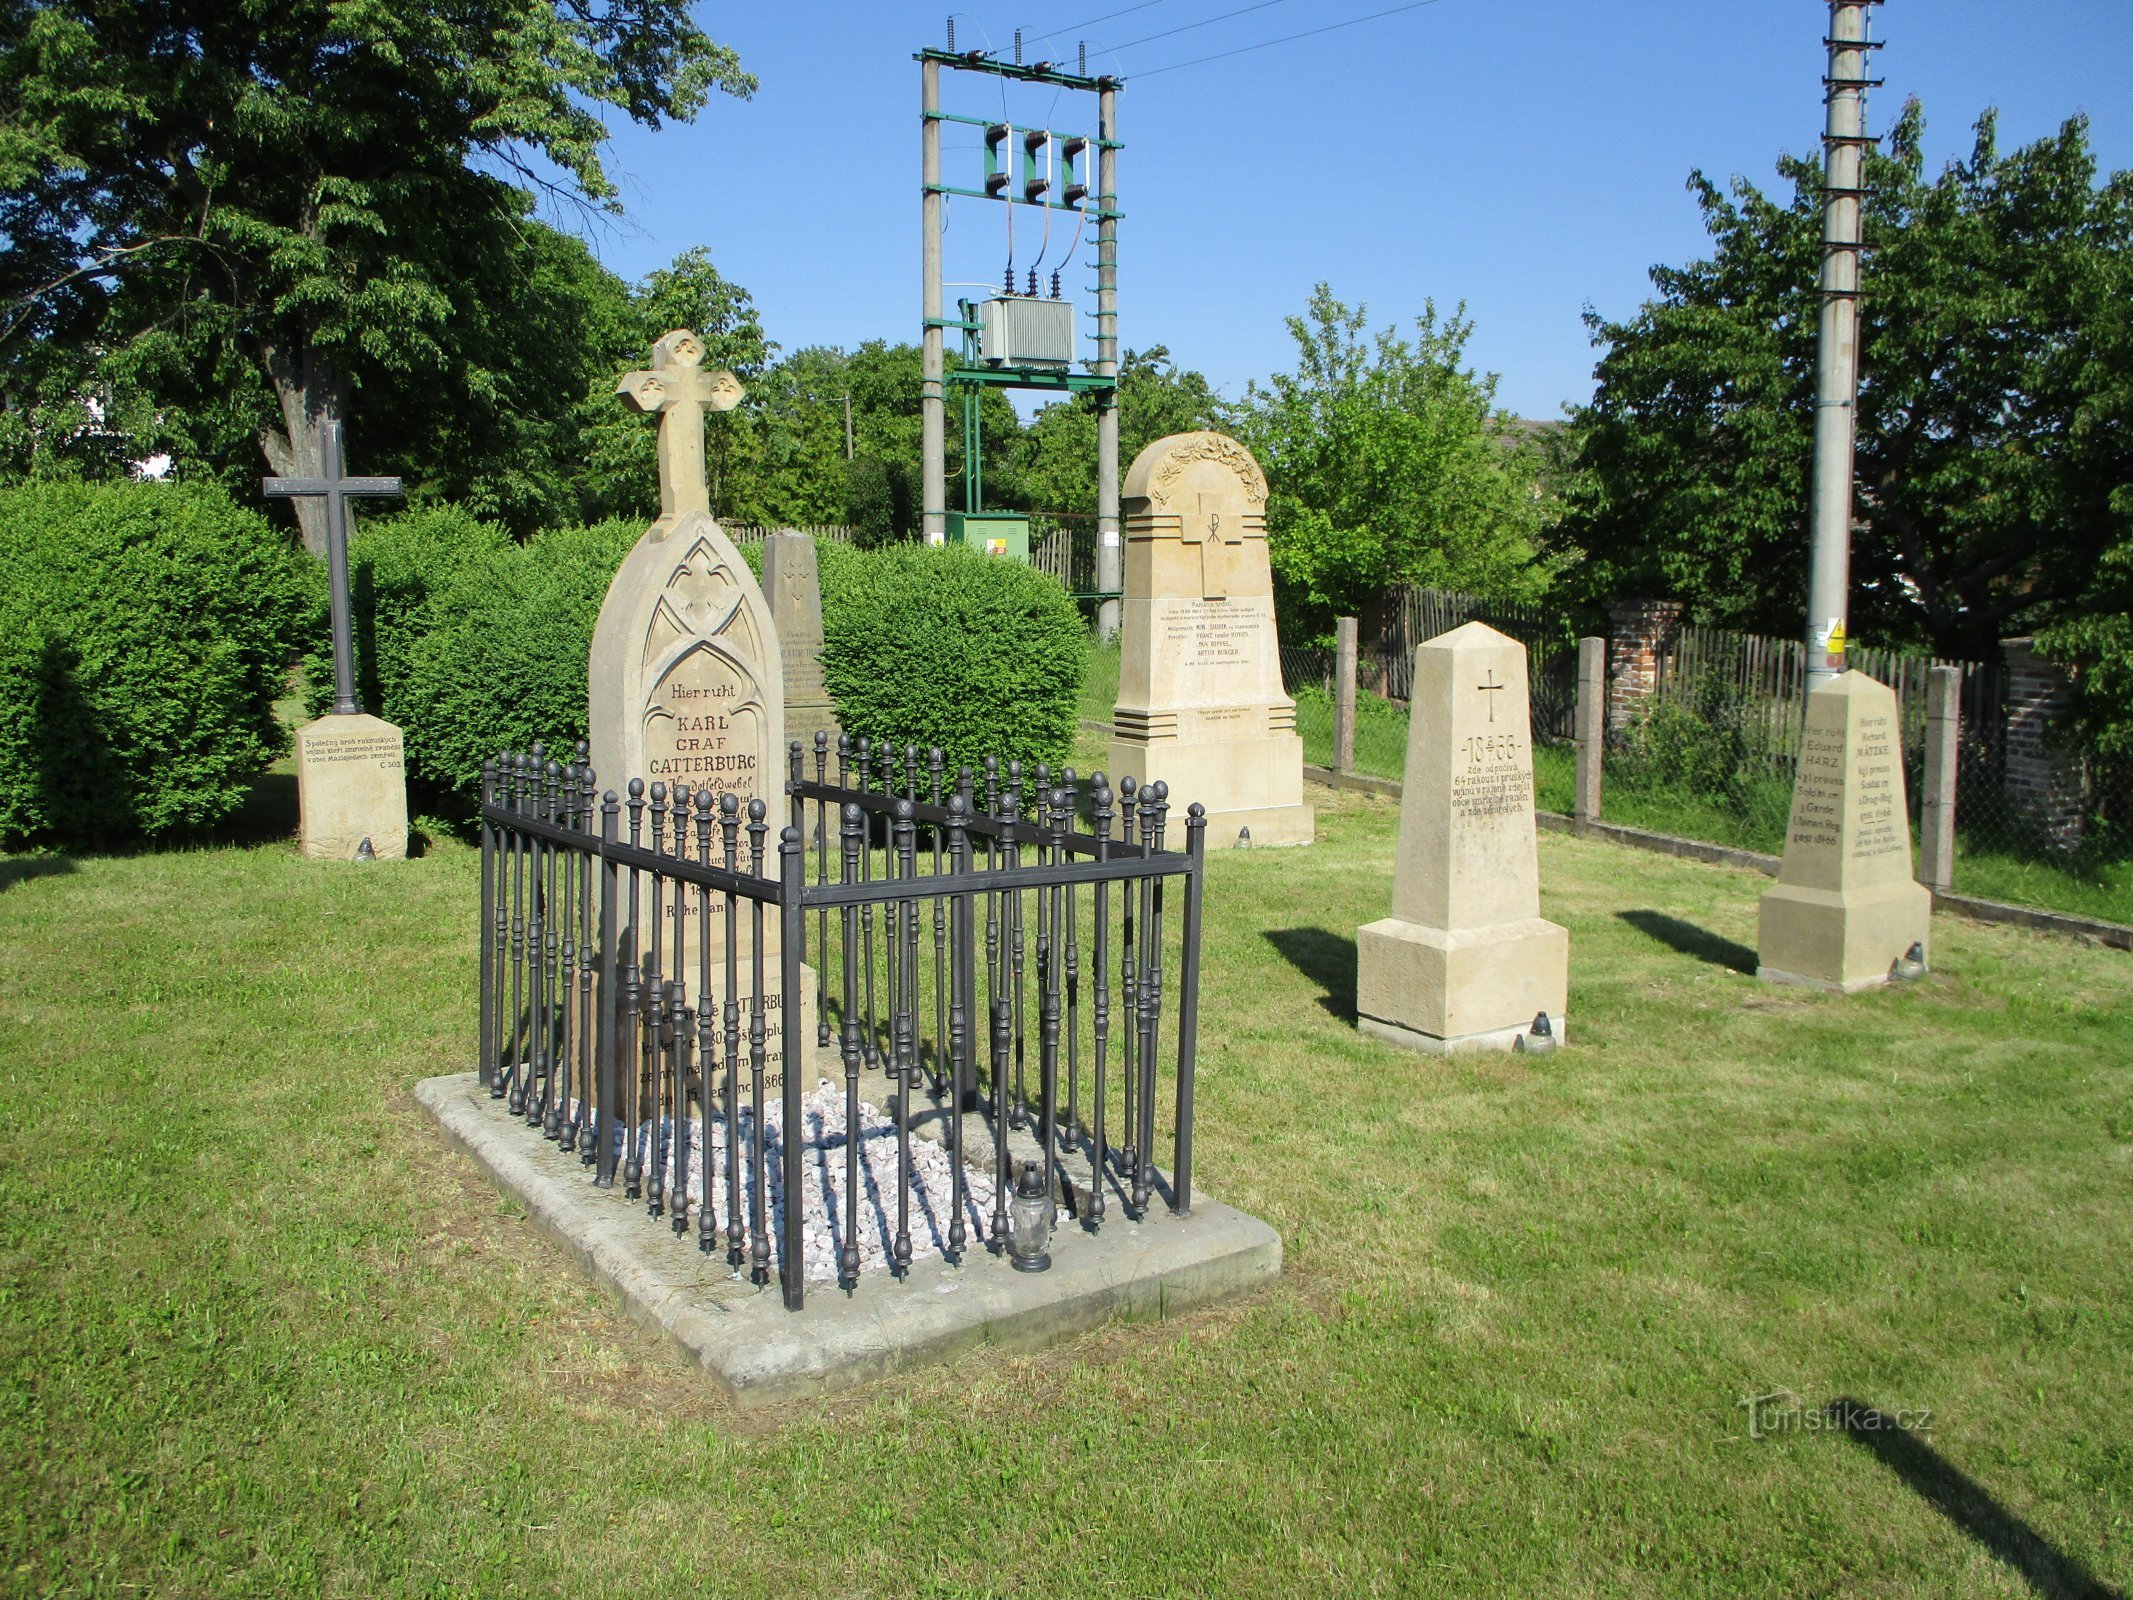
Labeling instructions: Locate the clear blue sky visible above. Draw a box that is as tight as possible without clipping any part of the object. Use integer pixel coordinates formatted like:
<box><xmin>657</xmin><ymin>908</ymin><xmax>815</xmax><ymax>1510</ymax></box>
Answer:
<box><xmin>575</xmin><ymin>1</ymin><xmax>2133</xmax><ymax>421</ymax></box>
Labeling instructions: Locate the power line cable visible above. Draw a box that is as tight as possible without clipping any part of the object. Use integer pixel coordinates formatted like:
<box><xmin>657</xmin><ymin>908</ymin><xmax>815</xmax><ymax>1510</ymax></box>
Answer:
<box><xmin>1134</xmin><ymin>0</ymin><xmax>1450</xmax><ymax>76</ymax></box>
<box><xmin>1108</xmin><ymin>0</ymin><xmax>1292</xmax><ymax>55</ymax></box>
<box><xmin>1024</xmin><ymin>0</ymin><xmax>1173</xmax><ymax>48</ymax></box>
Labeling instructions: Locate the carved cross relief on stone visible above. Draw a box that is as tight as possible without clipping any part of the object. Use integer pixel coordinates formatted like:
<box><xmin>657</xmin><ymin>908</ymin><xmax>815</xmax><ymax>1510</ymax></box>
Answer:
<box><xmin>1186</xmin><ymin>491</ymin><xmax>1247</xmax><ymax>599</ymax></box>
<box><xmin>615</xmin><ymin>329</ymin><xmax>745</xmax><ymax>527</ymax></box>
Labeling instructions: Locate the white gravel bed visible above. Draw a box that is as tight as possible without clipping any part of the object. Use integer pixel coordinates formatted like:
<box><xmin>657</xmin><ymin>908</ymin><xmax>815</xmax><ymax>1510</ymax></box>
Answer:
<box><xmin>562</xmin><ymin>1080</ymin><xmax>999</xmax><ymax>1282</ymax></box>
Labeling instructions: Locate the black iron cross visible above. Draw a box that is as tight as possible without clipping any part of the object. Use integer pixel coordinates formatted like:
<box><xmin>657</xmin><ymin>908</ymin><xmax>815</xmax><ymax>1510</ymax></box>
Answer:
<box><xmin>1478</xmin><ymin>668</ymin><xmax>1507</xmax><ymax>723</ymax></box>
<box><xmin>264</xmin><ymin>414</ymin><xmax>401</xmax><ymax>716</ymax></box>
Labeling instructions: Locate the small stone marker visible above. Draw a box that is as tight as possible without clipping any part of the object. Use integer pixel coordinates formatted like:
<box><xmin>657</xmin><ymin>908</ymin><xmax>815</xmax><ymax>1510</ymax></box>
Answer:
<box><xmin>263</xmin><ymin>413</ymin><xmax>409</xmax><ymax>862</ymax></box>
<box><xmin>761</xmin><ymin>530</ymin><xmax>839</xmax><ymax>753</ymax></box>
<box><xmin>589</xmin><ymin>330</ymin><xmax>810</xmax><ymax>1071</ymax></box>
<box><xmin>1109</xmin><ymin>431</ymin><xmax>1313</xmax><ymax>847</ymax></box>
<box><xmin>1356</xmin><ymin>622</ymin><xmax>1568</xmax><ymax>1053</ymax></box>
<box><xmin>1758</xmin><ymin>671</ymin><xmax>1931</xmax><ymax>991</ymax></box>
<box><xmin>294</xmin><ymin>714</ymin><xmax>408</xmax><ymax>862</ymax></box>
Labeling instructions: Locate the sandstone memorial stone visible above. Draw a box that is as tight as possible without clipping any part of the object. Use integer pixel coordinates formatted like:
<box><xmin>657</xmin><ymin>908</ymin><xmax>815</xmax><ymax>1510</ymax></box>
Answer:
<box><xmin>1108</xmin><ymin>431</ymin><xmax>1313</xmax><ymax>847</ymax></box>
<box><xmin>590</xmin><ymin>329</ymin><xmax>809</xmax><ymax>1073</ymax></box>
<box><xmin>263</xmin><ymin>412</ymin><xmax>409</xmax><ymax>862</ymax></box>
<box><xmin>295</xmin><ymin>713</ymin><xmax>408</xmax><ymax>861</ymax></box>
<box><xmin>761</xmin><ymin>529</ymin><xmax>839</xmax><ymax>754</ymax></box>
<box><xmin>1758</xmin><ymin>671</ymin><xmax>1932</xmax><ymax>991</ymax></box>
<box><xmin>1356</xmin><ymin>622</ymin><xmax>1568</xmax><ymax>1053</ymax></box>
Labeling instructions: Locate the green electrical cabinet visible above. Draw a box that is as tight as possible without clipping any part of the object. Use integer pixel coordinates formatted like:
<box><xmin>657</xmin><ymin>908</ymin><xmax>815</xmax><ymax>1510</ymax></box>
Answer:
<box><xmin>946</xmin><ymin>510</ymin><xmax>1030</xmax><ymax>562</ymax></box>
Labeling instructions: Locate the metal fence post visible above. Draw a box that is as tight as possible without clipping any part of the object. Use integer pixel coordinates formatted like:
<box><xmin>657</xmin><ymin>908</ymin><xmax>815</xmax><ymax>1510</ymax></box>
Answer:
<box><xmin>1920</xmin><ymin>665</ymin><xmax>1961</xmax><ymax>893</ymax></box>
<box><xmin>1333</xmin><ymin>616</ymin><xmax>1358</xmax><ymax>776</ymax></box>
<box><xmin>1172</xmin><ymin>802</ymin><xmax>1206</xmax><ymax>1216</ymax></box>
<box><xmin>1575</xmin><ymin>636</ymin><xmax>1606</xmax><ymax>825</ymax></box>
<box><xmin>478</xmin><ymin>758</ymin><xmax>497</xmax><ymax>1092</ymax></box>
<box><xmin>780</xmin><ymin>822</ymin><xmax>807</xmax><ymax>1311</ymax></box>
<box><xmin>594</xmin><ymin>791</ymin><xmax>621</xmax><ymax>1189</ymax></box>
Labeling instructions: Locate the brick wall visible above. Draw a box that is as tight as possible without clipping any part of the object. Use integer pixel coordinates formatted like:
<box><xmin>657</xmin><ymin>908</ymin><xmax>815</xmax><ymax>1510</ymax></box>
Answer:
<box><xmin>1606</xmin><ymin>600</ymin><xmax>1686</xmax><ymax>735</ymax></box>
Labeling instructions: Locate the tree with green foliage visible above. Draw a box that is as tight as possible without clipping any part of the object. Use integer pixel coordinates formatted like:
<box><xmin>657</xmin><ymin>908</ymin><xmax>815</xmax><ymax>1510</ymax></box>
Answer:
<box><xmin>1563</xmin><ymin>103</ymin><xmax>2133</xmax><ymax>666</ymax></box>
<box><xmin>1237</xmin><ymin>285</ymin><xmax>1545</xmax><ymax>629</ymax></box>
<box><xmin>0</xmin><ymin>0</ymin><xmax>751</xmax><ymax>551</ymax></box>
<box><xmin>1014</xmin><ymin>346</ymin><xmax>1223</xmax><ymax>514</ymax></box>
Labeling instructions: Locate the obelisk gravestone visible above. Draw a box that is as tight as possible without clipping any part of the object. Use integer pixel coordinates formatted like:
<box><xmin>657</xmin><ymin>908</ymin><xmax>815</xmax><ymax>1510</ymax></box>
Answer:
<box><xmin>1108</xmin><ymin>431</ymin><xmax>1313</xmax><ymax>847</ymax></box>
<box><xmin>761</xmin><ymin>530</ymin><xmax>839</xmax><ymax>753</ymax></box>
<box><xmin>1758</xmin><ymin>671</ymin><xmax>1932</xmax><ymax>990</ymax></box>
<box><xmin>1356</xmin><ymin>622</ymin><xmax>1569</xmax><ymax>1052</ymax></box>
<box><xmin>264</xmin><ymin>414</ymin><xmax>410</xmax><ymax>862</ymax></box>
<box><xmin>588</xmin><ymin>329</ymin><xmax>810</xmax><ymax>1076</ymax></box>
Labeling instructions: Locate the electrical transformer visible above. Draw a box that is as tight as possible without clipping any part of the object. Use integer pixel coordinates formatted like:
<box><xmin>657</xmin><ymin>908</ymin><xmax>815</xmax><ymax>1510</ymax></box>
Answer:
<box><xmin>979</xmin><ymin>297</ymin><xmax>1075</xmax><ymax>370</ymax></box>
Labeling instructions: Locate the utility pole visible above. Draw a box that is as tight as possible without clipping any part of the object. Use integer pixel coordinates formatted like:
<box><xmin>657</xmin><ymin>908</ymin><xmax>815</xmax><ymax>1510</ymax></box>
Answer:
<box><xmin>843</xmin><ymin>391</ymin><xmax>854</xmax><ymax>461</ymax></box>
<box><xmin>1805</xmin><ymin>0</ymin><xmax>1881</xmax><ymax>687</ymax></box>
<box><xmin>1094</xmin><ymin>80</ymin><xmax>1122</xmax><ymax>641</ymax></box>
<box><xmin>921</xmin><ymin>52</ymin><xmax>946</xmax><ymax>544</ymax></box>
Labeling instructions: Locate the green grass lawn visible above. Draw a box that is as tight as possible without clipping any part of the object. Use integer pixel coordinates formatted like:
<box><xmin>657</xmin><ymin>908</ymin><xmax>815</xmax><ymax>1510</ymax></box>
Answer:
<box><xmin>4</xmin><ymin>775</ymin><xmax>2131</xmax><ymax>1596</ymax></box>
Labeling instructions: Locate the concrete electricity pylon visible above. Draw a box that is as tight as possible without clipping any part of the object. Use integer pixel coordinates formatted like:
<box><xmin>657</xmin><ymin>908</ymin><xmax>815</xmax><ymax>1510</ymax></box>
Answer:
<box><xmin>1805</xmin><ymin>0</ymin><xmax>1883</xmax><ymax>687</ymax></box>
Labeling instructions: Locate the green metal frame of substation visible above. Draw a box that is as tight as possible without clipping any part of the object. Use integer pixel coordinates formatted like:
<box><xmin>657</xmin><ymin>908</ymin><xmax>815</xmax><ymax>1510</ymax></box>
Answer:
<box><xmin>918</xmin><ymin>46</ymin><xmax>1123</xmax><ymax>605</ymax></box>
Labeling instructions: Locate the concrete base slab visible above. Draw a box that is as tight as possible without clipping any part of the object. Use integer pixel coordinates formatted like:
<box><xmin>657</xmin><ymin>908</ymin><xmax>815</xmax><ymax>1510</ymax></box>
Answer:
<box><xmin>1207</xmin><ymin>802</ymin><xmax>1316</xmax><ymax>849</ymax></box>
<box><xmin>414</xmin><ymin>1072</ymin><xmax>1281</xmax><ymax>1406</ymax></box>
<box><xmin>1357</xmin><ymin>1013</ymin><xmax>1568</xmax><ymax>1055</ymax></box>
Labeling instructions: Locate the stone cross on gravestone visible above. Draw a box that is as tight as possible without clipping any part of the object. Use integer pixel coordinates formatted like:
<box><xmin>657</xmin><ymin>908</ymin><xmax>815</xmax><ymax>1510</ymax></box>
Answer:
<box><xmin>263</xmin><ymin>413</ymin><xmax>401</xmax><ymax>716</ymax></box>
<box><xmin>614</xmin><ymin>330</ymin><xmax>745</xmax><ymax>525</ymax></box>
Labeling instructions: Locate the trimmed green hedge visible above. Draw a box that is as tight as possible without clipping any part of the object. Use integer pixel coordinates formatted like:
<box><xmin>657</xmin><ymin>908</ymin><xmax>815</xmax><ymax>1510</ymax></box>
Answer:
<box><xmin>332</xmin><ymin>524</ymin><xmax>1082</xmax><ymax>806</ymax></box>
<box><xmin>300</xmin><ymin>503</ymin><xmax>512</xmax><ymax>722</ymax></box>
<box><xmin>821</xmin><ymin>544</ymin><xmax>1085</xmax><ymax>775</ymax></box>
<box><xmin>0</xmin><ymin>481</ymin><xmax>314</xmax><ymax>847</ymax></box>
<box><xmin>392</xmin><ymin>520</ymin><xmax>638</xmax><ymax>798</ymax></box>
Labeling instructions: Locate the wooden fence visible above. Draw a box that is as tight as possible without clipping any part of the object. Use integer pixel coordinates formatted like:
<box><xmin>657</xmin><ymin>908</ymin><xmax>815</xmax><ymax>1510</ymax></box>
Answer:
<box><xmin>723</xmin><ymin>523</ymin><xmax>855</xmax><ymax>547</ymax></box>
<box><xmin>1654</xmin><ymin>626</ymin><xmax>2004</xmax><ymax>770</ymax></box>
<box><xmin>1372</xmin><ymin>586</ymin><xmax>1578</xmax><ymax>739</ymax></box>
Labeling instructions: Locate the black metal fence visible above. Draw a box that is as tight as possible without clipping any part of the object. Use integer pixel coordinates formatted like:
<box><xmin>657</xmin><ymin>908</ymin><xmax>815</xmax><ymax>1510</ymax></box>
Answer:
<box><xmin>478</xmin><ymin>737</ymin><xmax>1207</xmax><ymax>1311</ymax></box>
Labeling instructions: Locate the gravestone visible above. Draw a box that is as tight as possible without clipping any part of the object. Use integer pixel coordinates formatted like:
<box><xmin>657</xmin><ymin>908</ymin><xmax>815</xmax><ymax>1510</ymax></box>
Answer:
<box><xmin>1108</xmin><ymin>431</ymin><xmax>1313</xmax><ymax>847</ymax></box>
<box><xmin>1758</xmin><ymin>671</ymin><xmax>1931</xmax><ymax>990</ymax></box>
<box><xmin>295</xmin><ymin>714</ymin><xmax>408</xmax><ymax>861</ymax></box>
<box><xmin>761</xmin><ymin>530</ymin><xmax>839</xmax><ymax>754</ymax></box>
<box><xmin>1356</xmin><ymin>622</ymin><xmax>1568</xmax><ymax>1052</ymax></box>
<box><xmin>588</xmin><ymin>329</ymin><xmax>810</xmax><ymax>1076</ymax></box>
<box><xmin>263</xmin><ymin>413</ymin><xmax>409</xmax><ymax>862</ymax></box>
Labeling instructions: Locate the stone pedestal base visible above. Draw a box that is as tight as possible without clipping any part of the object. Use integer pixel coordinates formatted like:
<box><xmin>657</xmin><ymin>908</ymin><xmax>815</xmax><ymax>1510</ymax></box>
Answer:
<box><xmin>1756</xmin><ymin>880</ymin><xmax>1931</xmax><ymax>993</ymax></box>
<box><xmin>1203</xmin><ymin>800</ymin><xmax>1316</xmax><ymax>849</ymax></box>
<box><xmin>295</xmin><ymin>712</ymin><xmax>409</xmax><ymax>861</ymax></box>
<box><xmin>1356</xmin><ymin>915</ymin><xmax>1569</xmax><ymax>1054</ymax></box>
<box><xmin>1108</xmin><ymin>730</ymin><xmax>1315</xmax><ymax>847</ymax></box>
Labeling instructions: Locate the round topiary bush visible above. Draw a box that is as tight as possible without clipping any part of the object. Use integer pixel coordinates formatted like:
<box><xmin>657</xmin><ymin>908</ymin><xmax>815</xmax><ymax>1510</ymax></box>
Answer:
<box><xmin>821</xmin><ymin>543</ymin><xmax>1086</xmax><ymax>775</ymax></box>
<box><xmin>0</xmin><ymin>480</ymin><xmax>314</xmax><ymax>847</ymax></box>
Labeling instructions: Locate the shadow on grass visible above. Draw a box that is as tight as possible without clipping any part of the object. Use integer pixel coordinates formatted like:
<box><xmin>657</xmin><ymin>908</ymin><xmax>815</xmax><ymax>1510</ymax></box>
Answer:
<box><xmin>1827</xmin><ymin>1398</ymin><xmax>2123</xmax><ymax>1600</ymax></box>
<box><xmin>1264</xmin><ymin>927</ymin><xmax>1357</xmax><ymax>1022</ymax></box>
<box><xmin>0</xmin><ymin>857</ymin><xmax>77</xmax><ymax>894</ymax></box>
<box><xmin>1617</xmin><ymin>908</ymin><xmax>1757</xmax><ymax>975</ymax></box>
<box><xmin>217</xmin><ymin>770</ymin><xmax>299</xmax><ymax>847</ymax></box>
